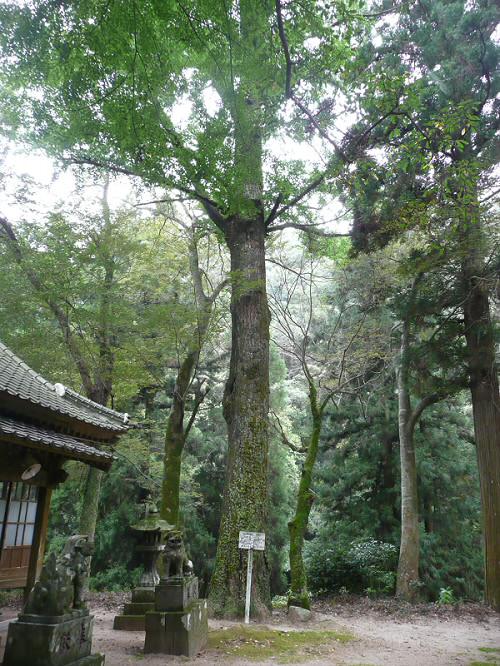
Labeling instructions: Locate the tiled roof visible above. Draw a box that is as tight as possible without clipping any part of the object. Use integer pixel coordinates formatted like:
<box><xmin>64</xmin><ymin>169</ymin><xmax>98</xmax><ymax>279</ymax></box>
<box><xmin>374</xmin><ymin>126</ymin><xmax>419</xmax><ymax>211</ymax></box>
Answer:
<box><xmin>0</xmin><ymin>416</ymin><xmax>115</xmax><ymax>470</ymax></box>
<box><xmin>0</xmin><ymin>341</ymin><xmax>129</xmax><ymax>432</ymax></box>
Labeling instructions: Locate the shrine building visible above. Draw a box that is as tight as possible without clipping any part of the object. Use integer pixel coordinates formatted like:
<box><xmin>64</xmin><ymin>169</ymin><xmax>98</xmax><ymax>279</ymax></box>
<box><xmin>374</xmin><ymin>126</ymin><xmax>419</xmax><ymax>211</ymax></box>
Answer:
<box><xmin>0</xmin><ymin>341</ymin><xmax>129</xmax><ymax>593</ymax></box>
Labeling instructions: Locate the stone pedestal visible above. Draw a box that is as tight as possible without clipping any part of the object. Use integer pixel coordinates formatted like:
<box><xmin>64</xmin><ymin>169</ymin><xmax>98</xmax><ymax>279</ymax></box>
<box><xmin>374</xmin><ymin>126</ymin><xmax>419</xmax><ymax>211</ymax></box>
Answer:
<box><xmin>112</xmin><ymin>510</ymin><xmax>169</xmax><ymax>632</ymax></box>
<box><xmin>144</xmin><ymin>576</ymin><xmax>208</xmax><ymax>657</ymax></box>
<box><xmin>3</xmin><ymin>609</ymin><xmax>104</xmax><ymax>666</ymax></box>
<box><xmin>113</xmin><ymin>588</ymin><xmax>155</xmax><ymax>631</ymax></box>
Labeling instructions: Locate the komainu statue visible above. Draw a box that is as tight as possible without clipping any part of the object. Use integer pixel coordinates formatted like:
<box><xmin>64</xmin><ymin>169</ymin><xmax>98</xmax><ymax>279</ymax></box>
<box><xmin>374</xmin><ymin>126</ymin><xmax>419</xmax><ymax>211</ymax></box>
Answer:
<box><xmin>162</xmin><ymin>531</ymin><xmax>193</xmax><ymax>578</ymax></box>
<box><xmin>24</xmin><ymin>552</ymin><xmax>72</xmax><ymax>616</ymax></box>
<box><xmin>24</xmin><ymin>534</ymin><xmax>94</xmax><ymax>616</ymax></box>
<box><xmin>59</xmin><ymin>534</ymin><xmax>94</xmax><ymax>609</ymax></box>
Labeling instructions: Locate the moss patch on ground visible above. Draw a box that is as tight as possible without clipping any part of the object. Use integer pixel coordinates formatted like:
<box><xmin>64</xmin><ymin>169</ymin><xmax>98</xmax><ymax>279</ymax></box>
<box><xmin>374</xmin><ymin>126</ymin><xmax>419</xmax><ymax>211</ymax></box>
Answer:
<box><xmin>208</xmin><ymin>625</ymin><xmax>354</xmax><ymax>663</ymax></box>
<box><xmin>470</xmin><ymin>647</ymin><xmax>500</xmax><ymax>666</ymax></box>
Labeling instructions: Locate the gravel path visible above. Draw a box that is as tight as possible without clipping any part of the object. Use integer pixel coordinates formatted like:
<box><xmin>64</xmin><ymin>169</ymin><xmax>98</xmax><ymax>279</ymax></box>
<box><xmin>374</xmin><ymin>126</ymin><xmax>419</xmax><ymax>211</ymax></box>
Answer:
<box><xmin>92</xmin><ymin>597</ymin><xmax>500</xmax><ymax>666</ymax></box>
<box><xmin>2</xmin><ymin>594</ymin><xmax>499</xmax><ymax>665</ymax></box>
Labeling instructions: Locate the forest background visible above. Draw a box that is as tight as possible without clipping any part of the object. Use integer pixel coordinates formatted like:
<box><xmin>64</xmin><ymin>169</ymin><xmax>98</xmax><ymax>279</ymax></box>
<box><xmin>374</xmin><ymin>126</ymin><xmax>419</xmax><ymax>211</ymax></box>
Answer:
<box><xmin>0</xmin><ymin>0</ymin><xmax>498</xmax><ymax>615</ymax></box>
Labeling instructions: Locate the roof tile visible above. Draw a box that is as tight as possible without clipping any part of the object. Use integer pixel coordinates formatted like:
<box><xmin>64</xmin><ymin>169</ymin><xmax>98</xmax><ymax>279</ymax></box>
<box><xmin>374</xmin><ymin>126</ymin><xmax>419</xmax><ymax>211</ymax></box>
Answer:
<box><xmin>0</xmin><ymin>341</ymin><xmax>129</xmax><ymax>432</ymax></box>
<box><xmin>0</xmin><ymin>416</ymin><xmax>115</xmax><ymax>470</ymax></box>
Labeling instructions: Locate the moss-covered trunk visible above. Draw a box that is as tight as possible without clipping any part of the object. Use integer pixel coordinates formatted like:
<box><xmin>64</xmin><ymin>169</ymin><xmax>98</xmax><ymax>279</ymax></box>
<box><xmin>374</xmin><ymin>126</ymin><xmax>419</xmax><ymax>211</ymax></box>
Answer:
<box><xmin>288</xmin><ymin>384</ymin><xmax>322</xmax><ymax>609</ymax></box>
<box><xmin>208</xmin><ymin>217</ymin><xmax>270</xmax><ymax>618</ymax></box>
<box><xmin>461</xmin><ymin>191</ymin><xmax>500</xmax><ymax>611</ymax></box>
<box><xmin>78</xmin><ymin>467</ymin><xmax>104</xmax><ymax>539</ymax></box>
<box><xmin>161</xmin><ymin>351</ymin><xmax>195</xmax><ymax>525</ymax></box>
<box><xmin>208</xmin><ymin>0</ymin><xmax>272</xmax><ymax>618</ymax></box>
<box><xmin>78</xmin><ymin>383</ymin><xmax>112</xmax><ymax>539</ymax></box>
<box><xmin>395</xmin><ymin>320</ymin><xmax>420</xmax><ymax>601</ymax></box>
<box><xmin>160</xmin><ymin>231</ymin><xmax>215</xmax><ymax>525</ymax></box>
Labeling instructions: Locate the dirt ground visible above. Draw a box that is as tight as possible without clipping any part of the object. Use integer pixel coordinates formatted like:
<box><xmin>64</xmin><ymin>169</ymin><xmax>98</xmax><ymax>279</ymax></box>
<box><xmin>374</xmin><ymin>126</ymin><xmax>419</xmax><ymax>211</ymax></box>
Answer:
<box><xmin>2</xmin><ymin>594</ymin><xmax>499</xmax><ymax>665</ymax></box>
<box><xmin>91</xmin><ymin>594</ymin><xmax>500</xmax><ymax>666</ymax></box>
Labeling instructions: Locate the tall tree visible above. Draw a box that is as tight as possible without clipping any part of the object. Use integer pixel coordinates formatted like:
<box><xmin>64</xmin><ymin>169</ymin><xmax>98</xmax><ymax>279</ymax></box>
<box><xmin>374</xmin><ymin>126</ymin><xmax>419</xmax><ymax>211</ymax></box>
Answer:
<box><xmin>0</xmin><ymin>0</ymin><xmax>362</xmax><ymax>615</ymax></box>
<box><xmin>344</xmin><ymin>0</ymin><xmax>499</xmax><ymax>608</ymax></box>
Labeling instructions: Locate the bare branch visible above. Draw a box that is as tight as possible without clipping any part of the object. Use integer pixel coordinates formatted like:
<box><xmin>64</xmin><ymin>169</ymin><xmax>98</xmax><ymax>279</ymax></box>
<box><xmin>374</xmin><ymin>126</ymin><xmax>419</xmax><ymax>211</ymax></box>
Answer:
<box><xmin>270</xmin><ymin>410</ymin><xmax>308</xmax><ymax>453</ymax></box>
<box><xmin>184</xmin><ymin>384</ymin><xmax>210</xmax><ymax>439</ymax></box>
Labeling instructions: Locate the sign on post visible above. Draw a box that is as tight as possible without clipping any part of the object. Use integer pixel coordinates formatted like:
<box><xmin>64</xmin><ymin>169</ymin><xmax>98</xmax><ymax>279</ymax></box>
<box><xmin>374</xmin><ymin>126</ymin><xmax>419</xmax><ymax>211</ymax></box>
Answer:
<box><xmin>238</xmin><ymin>531</ymin><xmax>265</xmax><ymax>624</ymax></box>
<box><xmin>238</xmin><ymin>531</ymin><xmax>265</xmax><ymax>551</ymax></box>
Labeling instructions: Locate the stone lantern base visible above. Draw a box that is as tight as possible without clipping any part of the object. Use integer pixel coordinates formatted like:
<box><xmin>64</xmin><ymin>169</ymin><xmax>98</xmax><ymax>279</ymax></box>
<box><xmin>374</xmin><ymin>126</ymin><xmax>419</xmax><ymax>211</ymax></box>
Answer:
<box><xmin>3</xmin><ymin>609</ymin><xmax>104</xmax><ymax>666</ymax></box>
<box><xmin>144</xmin><ymin>576</ymin><xmax>208</xmax><ymax>657</ymax></box>
<box><xmin>113</xmin><ymin>587</ymin><xmax>155</xmax><ymax>631</ymax></box>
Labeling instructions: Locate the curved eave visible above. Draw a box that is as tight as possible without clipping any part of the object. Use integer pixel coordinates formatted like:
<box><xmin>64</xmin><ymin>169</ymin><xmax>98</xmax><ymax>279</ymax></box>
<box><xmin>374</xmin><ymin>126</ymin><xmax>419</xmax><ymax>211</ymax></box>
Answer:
<box><xmin>0</xmin><ymin>416</ymin><xmax>115</xmax><ymax>471</ymax></box>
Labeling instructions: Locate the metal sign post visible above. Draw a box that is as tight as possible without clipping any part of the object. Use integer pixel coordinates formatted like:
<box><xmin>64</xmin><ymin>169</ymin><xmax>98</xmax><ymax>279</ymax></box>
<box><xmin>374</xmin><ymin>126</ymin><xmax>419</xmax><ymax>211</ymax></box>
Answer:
<box><xmin>238</xmin><ymin>531</ymin><xmax>265</xmax><ymax>624</ymax></box>
<box><xmin>244</xmin><ymin>547</ymin><xmax>253</xmax><ymax>624</ymax></box>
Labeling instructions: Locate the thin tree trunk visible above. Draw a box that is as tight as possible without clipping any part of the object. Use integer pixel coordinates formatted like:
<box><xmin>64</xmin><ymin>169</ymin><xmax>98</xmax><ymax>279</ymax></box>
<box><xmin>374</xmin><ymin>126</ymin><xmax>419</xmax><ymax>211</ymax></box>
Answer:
<box><xmin>161</xmin><ymin>352</ymin><xmax>194</xmax><ymax>525</ymax></box>
<box><xmin>161</xmin><ymin>231</ymin><xmax>217</xmax><ymax>526</ymax></box>
<box><xmin>78</xmin><ymin>178</ymin><xmax>115</xmax><ymax>540</ymax></box>
<box><xmin>78</xmin><ymin>468</ymin><xmax>104</xmax><ymax>539</ymax></box>
<box><xmin>288</xmin><ymin>383</ymin><xmax>322</xmax><ymax>609</ymax></box>
<box><xmin>377</xmin><ymin>430</ymin><xmax>397</xmax><ymax>540</ymax></box>
<box><xmin>395</xmin><ymin>319</ymin><xmax>420</xmax><ymax>601</ymax></box>
<box><xmin>461</xmin><ymin>191</ymin><xmax>500</xmax><ymax>611</ymax></box>
<box><xmin>208</xmin><ymin>218</ymin><xmax>270</xmax><ymax>618</ymax></box>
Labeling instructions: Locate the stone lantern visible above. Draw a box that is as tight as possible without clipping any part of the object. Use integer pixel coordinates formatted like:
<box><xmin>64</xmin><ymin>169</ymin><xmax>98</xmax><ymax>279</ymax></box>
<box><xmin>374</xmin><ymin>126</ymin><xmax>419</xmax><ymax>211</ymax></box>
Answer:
<box><xmin>113</xmin><ymin>504</ymin><xmax>172</xmax><ymax>631</ymax></box>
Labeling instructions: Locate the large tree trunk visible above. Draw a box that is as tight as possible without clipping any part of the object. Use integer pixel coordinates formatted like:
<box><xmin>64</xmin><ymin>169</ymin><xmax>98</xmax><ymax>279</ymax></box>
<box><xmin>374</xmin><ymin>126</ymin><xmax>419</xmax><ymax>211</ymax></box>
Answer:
<box><xmin>288</xmin><ymin>384</ymin><xmax>322</xmax><ymax>610</ymax></box>
<box><xmin>461</xmin><ymin>198</ymin><xmax>500</xmax><ymax>611</ymax></box>
<box><xmin>208</xmin><ymin>217</ymin><xmax>270</xmax><ymax>618</ymax></box>
<box><xmin>78</xmin><ymin>179</ymin><xmax>115</xmax><ymax>540</ymax></box>
<box><xmin>395</xmin><ymin>321</ymin><xmax>420</xmax><ymax>601</ymax></box>
<box><xmin>208</xmin><ymin>0</ymin><xmax>271</xmax><ymax>618</ymax></box>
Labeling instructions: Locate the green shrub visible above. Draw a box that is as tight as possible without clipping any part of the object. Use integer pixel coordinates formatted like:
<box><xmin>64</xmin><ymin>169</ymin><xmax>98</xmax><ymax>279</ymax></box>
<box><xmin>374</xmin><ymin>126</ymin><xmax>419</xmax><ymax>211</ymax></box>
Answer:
<box><xmin>89</xmin><ymin>565</ymin><xmax>143</xmax><ymax>592</ymax></box>
<box><xmin>437</xmin><ymin>587</ymin><xmax>456</xmax><ymax>605</ymax></box>
<box><xmin>306</xmin><ymin>536</ymin><xmax>397</xmax><ymax>596</ymax></box>
<box><xmin>272</xmin><ymin>594</ymin><xmax>289</xmax><ymax>609</ymax></box>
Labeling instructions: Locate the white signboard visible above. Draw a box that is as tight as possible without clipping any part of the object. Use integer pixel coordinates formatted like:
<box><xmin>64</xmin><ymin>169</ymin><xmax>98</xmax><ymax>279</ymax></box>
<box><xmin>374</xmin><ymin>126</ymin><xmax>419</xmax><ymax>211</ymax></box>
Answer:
<box><xmin>238</xmin><ymin>531</ymin><xmax>266</xmax><ymax>551</ymax></box>
<box><xmin>238</xmin><ymin>531</ymin><xmax>266</xmax><ymax>624</ymax></box>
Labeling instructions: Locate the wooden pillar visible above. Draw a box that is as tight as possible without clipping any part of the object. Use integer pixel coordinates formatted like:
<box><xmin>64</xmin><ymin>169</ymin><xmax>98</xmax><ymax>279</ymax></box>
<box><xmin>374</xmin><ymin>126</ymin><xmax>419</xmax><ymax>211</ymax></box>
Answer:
<box><xmin>24</xmin><ymin>486</ymin><xmax>52</xmax><ymax>602</ymax></box>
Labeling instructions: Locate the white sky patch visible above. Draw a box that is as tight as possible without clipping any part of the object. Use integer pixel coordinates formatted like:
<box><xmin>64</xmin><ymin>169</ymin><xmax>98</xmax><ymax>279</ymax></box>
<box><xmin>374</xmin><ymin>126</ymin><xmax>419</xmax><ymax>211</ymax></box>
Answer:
<box><xmin>202</xmin><ymin>85</ymin><xmax>222</xmax><ymax>117</ymax></box>
<box><xmin>0</xmin><ymin>142</ymin><xmax>135</xmax><ymax>222</ymax></box>
<box><xmin>303</xmin><ymin>37</ymin><xmax>321</xmax><ymax>51</ymax></box>
<box><xmin>266</xmin><ymin>134</ymin><xmax>324</xmax><ymax>167</ymax></box>
<box><xmin>492</xmin><ymin>21</ymin><xmax>500</xmax><ymax>45</ymax></box>
<box><xmin>169</xmin><ymin>95</ymin><xmax>193</xmax><ymax>132</ymax></box>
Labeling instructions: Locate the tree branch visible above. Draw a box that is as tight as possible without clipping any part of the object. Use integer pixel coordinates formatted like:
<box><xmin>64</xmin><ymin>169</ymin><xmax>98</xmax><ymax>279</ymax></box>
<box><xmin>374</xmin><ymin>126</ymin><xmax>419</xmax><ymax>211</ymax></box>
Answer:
<box><xmin>275</xmin><ymin>0</ymin><xmax>293</xmax><ymax>98</ymax></box>
<box><xmin>267</xmin><ymin>221</ymin><xmax>350</xmax><ymax>236</ymax></box>
<box><xmin>270</xmin><ymin>410</ymin><xmax>308</xmax><ymax>453</ymax></box>
<box><xmin>184</xmin><ymin>385</ymin><xmax>210</xmax><ymax>439</ymax></box>
<box><xmin>408</xmin><ymin>393</ymin><xmax>442</xmax><ymax>435</ymax></box>
<box><xmin>67</xmin><ymin>156</ymin><xmax>228</xmax><ymax>231</ymax></box>
<box><xmin>0</xmin><ymin>215</ymin><xmax>94</xmax><ymax>396</ymax></box>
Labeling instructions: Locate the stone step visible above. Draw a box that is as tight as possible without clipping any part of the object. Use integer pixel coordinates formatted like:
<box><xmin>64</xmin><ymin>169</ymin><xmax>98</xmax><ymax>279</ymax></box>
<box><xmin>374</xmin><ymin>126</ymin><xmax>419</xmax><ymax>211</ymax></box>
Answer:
<box><xmin>123</xmin><ymin>602</ymin><xmax>154</xmax><ymax>615</ymax></box>
<box><xmin>131</xmin><ymin>587</ymin><xmax>155</xmax><ymax>603</ymax></box>
<box><xmin>71</xmin><ymin>656</ymin><xmax>105</xmax><ymax>666</ymax></box>
<box><xmin>113</xmin><ymin>615</ymin><xmax>146</xmax><ymax>631</ymax></box>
